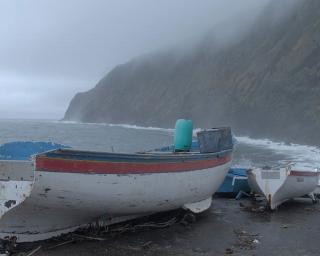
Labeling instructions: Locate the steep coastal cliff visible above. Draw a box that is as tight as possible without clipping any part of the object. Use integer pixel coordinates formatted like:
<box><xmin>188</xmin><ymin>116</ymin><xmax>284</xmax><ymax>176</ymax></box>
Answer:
<box><xmin>64</xmin><ymin>0</ymin><xmax>320</xmax><ymax>144</ymax></box>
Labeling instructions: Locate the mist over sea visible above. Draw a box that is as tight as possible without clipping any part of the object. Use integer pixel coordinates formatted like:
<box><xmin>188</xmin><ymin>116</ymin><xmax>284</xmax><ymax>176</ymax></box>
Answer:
<box><xmin>0</xmin><ymin>119</ymin><xmax>319</xmax><ymax>169</ymax></box>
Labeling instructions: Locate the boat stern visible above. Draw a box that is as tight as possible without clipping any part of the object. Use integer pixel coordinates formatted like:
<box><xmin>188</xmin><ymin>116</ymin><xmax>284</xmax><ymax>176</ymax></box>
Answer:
<box><xmin>0</xmin><ymin>160</ymin><xmax>34</xmax><ymax>218</ymax></box>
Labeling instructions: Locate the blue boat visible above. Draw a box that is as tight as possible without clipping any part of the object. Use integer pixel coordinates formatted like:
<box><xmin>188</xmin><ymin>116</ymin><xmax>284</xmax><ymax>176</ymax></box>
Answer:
<box><xmin>216</xmin><ymin>168</ymin><xmax>251</xmax><ymax>196</ymax></box>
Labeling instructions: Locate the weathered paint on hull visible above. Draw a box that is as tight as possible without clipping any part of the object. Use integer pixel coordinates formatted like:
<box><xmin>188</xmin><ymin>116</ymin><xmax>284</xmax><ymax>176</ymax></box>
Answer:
<box><xmin>0</xmin><ymin>160</ymin><xmax>231</xmax><ymax>242</ymax></box>
<box><xmin>248</xmin><ymin>168</ymin><xmax>319</xmax><ymax>210</ymax></box>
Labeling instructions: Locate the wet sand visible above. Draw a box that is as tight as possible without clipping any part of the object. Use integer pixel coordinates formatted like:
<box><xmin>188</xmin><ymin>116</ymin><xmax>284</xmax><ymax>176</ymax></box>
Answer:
<box><xmin>15</xmin><ymin>196</ymin><xmax>320</xmax><ymax>256</ymax></box>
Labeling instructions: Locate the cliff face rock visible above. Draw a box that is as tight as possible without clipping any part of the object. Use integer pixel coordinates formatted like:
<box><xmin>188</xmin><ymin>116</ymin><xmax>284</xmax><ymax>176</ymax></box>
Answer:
<box><xmin>64</xmin><ymin>0</ymin><xmax>320</xmax><ymax>144</ymax></box>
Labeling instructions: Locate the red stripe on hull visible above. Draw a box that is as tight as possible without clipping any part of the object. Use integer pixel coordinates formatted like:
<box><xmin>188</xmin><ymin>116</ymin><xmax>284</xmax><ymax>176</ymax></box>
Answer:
<box><xmin>36</xmin><ymin>154</ymin><xmax>232</xmax><ymax>174</ymax></box>
<box><xmin>290</xmin><ymin>170</ymin><xmax>319</xmax><ymax>177</ymax></box>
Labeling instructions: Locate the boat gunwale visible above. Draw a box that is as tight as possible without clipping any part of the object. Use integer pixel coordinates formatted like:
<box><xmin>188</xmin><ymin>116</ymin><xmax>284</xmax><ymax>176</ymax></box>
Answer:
<box><xmin>289</xmin><ymin>170</ymin><xmax>320</xmax><ymax>177</ymax></box>
<box><xmin>34</xmin><ymin>148</ymin><xmax>233</xmax><ymax>174</ymax></box>
<box><xmin>35</xmin><ymin>148</ymin><xmax>233</xmax><ymax>163</ymax></box>
<box><xmin>249</xmin><ymin>168</ymin><xmax>319</xmax><ymax>178</ymax></box>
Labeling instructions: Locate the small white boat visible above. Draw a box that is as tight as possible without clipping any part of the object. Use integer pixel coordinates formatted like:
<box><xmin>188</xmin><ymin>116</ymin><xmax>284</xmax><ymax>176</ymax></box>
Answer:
<box><xmin>312</xmin><ymin>171</ymin><xmax>320</xmax><ymax>195</ymax></box>
<box><xmin>313</xmin><ymin>181</ymin><xmax>320</xmax><ymax>195</ymax></box>
<box><xmin>247</xmin><ymin>166</ymin><xmax>319</xmax><ymax>210</ymax></box>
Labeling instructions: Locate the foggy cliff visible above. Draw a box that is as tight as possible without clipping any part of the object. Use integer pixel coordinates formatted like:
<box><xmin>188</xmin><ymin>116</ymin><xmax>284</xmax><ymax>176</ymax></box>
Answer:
<box><xmin>64</xmin><ymin>0</ymin><xmax>320</xmax><ymax>145</ymax></box>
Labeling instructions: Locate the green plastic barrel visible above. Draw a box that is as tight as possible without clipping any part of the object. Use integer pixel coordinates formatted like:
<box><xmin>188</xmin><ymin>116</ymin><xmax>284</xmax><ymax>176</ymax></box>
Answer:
<box><xmin>174</xmin><ymin>119</ymin><xmax>193</xmax><ymax>152</ymax></box>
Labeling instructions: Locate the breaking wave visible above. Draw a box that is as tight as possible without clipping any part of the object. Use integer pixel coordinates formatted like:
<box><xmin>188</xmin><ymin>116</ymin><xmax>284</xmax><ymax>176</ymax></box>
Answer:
<box><xmin>58</xmin><ymin>121</ymin><xmax>174</xmax><ymax>132</ymax></box>
<box><xmin>237</xmin><ymin>136</ymin><xmax>320</xmax><ymax>168</ymax></box>
<box><xmin>107</xmin><ymin>123</ymin><xmax>174</xmax><ymax>133</ymax></box>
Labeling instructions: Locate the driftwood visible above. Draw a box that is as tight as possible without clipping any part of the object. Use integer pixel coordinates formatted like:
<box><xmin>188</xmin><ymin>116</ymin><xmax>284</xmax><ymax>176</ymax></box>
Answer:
<box><xmin>26</xmin><ymin>246</ymin><xmax>41</xmax><ymax>256</ymax></box>
<box><xmin>47</xmin><ymin>240</ymin><xmax>75</xmax><ymax>250</ymax></box>
<box><xmin>72</xmin><ymin>234</ymin><xmax>106</xmax><ymax>241</ymax></box>
<box><xmin>7</xmin><ymin>210</ymin><xmax>193</xmax><ymax>255</ymax></box>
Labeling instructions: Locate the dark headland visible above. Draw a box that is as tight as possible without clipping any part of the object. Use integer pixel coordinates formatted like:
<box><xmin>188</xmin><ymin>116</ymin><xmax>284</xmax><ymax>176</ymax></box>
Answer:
<box><xmin>64</xmin><ymin>0</ymin><xmax>320</xmax><ymax>145</ymax></box>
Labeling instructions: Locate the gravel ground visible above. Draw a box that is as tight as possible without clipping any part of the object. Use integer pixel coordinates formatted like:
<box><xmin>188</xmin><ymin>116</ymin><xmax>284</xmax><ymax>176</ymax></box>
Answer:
<box><xmin>10</xmin><ymin>196</ymin><xmax>320</xmax><ymax>256</ymax></box>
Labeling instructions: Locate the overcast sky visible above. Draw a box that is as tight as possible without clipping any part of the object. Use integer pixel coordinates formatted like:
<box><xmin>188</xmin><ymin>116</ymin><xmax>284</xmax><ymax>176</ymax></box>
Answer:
<box><xmin>0</xmin><ymin>0</ymin><xmax>270</xmax><ymax>120</ymax></box>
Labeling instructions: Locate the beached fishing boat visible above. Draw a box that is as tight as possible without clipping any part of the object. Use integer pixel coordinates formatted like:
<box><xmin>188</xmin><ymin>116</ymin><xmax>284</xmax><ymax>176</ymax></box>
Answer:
<box><xmin>247</xmin><ymin>166</ymin><xmax>319</xmax><ymax>210</ymax></box>
<box><xmin>0</xmin><ymin>125</ymin><xmax>233</xmax><ymax>242</ymax></box>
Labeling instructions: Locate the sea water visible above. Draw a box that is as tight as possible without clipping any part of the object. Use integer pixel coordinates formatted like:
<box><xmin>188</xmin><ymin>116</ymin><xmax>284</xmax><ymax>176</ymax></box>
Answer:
<box><xmin>0</xmin><ymin>119</ymin><xmax>319</xmax><ymax>169</ymax></box>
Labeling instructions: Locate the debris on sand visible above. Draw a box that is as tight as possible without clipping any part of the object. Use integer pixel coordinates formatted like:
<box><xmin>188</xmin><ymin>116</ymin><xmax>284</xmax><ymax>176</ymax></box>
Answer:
<box><xmin>46</xmin><ymin>240</ymin><xmax>75</xmax><ymax>250</ymax></box>
<box><xmin>192</xmin><ymin>247</ymin><xmax>204</xmax><ymax>253</ymax></box>
<box><xmin>0</xmin><ymin>237</ymin><xmax>17</xmax><ymax>256</ymax></box>
<box><xmin>127</xmin><ymin>241</ymin><xmax>153</xmax><ymax>251</ymax></box>
<box><xmin>239</xmin><ymin>201</ymin><xmax>267</xmax><ymax>213</ymax></box>
<box><xmin>211</xmin><ymin>209</ymin><xmax>223</xmax><ymax>215</ymax></box>
<box><xmin>251</xmin><ymin>205</ymin><xmax>267</xmax><ymax>213</ymax></box>
<box><xmin>225</xmin><ymin>248</ymin><xmax>234</xmax><ymax>254</ymax></box>
<box><xmin>25</xmin><ymin>245</ymin><xmax>42</xmax><ymax>256</ymax></box>
<box><xmin>252</xmin><ymin>239</ymin><xmax>260</xmax><ymax>244</ymax></box>
<box><xmin>4</xmin><ymin>210</ymin><xmax>192</xmax><ymax>255</ymax></box>
<box><xmin>304</xmin><ymin>206</ymin><xmax>316</xmax><ymax>212</ymax></box>
<box><xmin>180</xmin><ymin>212</ymin><xmax>196</xmax><ymax>226</ymax></box>
<box><xmin>233</xmin><ymin>229</ymin><xmax>260</xmax><ymax>250</ymax></box>
<box><xmin>239</xmin><ymin>202</ymin><xmax>246</xmax><ymax>208</ymax></box>
<box><xmin>280</xmin><ymin>224</ymin><xmax>290</xmax><ymax>229</ymax></box>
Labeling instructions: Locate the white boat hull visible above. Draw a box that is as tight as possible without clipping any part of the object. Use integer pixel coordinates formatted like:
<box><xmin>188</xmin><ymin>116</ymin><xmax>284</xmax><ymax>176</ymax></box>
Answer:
<box><xmin>313</xmin><ymin>177</ymin><xmax>320</xmax><ymax>195</ymax></box>
<box><xmin>0</xmin><ymin>159</ymin><xmax>231</xmax><ymax>242</ymax></box>
<box><xmin>248</xmin><ymin>168</ymin><xmax>319</xmax><ymax>210</ymax></box>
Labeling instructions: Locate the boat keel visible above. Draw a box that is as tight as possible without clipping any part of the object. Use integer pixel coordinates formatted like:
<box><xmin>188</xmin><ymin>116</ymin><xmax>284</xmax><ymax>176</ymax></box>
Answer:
<box><xmin>183</xmin><ymin>197</ymin><xmax>212</xmax><ymax>213</ymax></box>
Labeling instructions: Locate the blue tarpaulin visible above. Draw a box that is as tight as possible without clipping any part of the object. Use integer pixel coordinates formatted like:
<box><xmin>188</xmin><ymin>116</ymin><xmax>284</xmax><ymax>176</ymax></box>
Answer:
<box><xmin>0</xmin><ymin>141</ymin><xmax>69</xmax><ymax>160</ymax></box>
